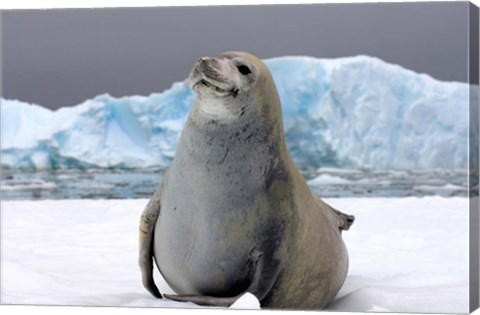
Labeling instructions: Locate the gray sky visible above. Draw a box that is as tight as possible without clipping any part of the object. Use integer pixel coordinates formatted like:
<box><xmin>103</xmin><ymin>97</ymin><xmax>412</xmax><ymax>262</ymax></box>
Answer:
<box><xmin>1</xmin><ymin>2</ymin><xmax>471</xmax><ymax>109</ymax></box>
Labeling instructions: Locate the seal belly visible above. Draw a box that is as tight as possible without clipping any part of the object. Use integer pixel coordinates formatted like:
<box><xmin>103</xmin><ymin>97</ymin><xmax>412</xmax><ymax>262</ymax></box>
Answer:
<box><xmin>153</xmin><ymin>191</ymin><xmax>256</xmax><ymax>297</ymax></box>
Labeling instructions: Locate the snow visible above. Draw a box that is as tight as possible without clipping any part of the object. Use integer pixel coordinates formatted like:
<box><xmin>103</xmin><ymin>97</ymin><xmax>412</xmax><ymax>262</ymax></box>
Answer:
<box><xmin>1</xmin><ymin>55</ymin><xmax>474</xmax><ymax>171</ymax></box>
<box><xmin>0</xmin><ymin>197</ymin><xmax>469</xmax><ymax>313</ymax></box>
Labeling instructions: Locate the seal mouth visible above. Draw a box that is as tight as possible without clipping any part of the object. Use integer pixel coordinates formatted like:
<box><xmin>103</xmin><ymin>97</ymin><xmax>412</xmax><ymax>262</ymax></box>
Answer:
<box><xmin>195</xmin><ymin>79</ymin><xmax>228</xmax><ymax>94</ymax></box>
<box><xmin>192</xmin><ymin>77</ymin><xmax>237</xmax><ymax>97</ymax></box>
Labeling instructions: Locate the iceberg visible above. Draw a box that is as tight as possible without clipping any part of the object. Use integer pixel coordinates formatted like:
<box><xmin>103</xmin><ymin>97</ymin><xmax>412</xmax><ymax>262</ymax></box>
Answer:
<box><xmin>1</xmin><ymin>56</ymin><xmax>474</xmax><ymax>170</ymax></box>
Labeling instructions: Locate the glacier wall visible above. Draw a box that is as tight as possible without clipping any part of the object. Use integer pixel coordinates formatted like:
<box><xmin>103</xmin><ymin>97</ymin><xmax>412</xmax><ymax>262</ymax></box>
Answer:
<box><xmin>1</xmin><ymin>56</ymin><xmax>473</xmax><ymax>170</ymax></box>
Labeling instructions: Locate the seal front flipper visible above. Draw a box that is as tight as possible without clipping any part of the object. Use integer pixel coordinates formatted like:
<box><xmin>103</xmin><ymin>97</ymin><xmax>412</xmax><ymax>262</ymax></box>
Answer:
<box><xmin>139</xmin><ymin>183</ymin><xmax>165</xmax><ymax>298</ymax></box>
<box><xmin>333</xmin><ymin>208</ymin><xmax>355</xmax><ymax>231</ymax></box>
<box><xmin>329</xmin><ymin>206</ymin><xmax>355</xmax><ymax>231</ymax></box>
<box><xmin>314</xmin><ymin>196</ymin><xmax>354</xmax><ymax>231</ymax></box>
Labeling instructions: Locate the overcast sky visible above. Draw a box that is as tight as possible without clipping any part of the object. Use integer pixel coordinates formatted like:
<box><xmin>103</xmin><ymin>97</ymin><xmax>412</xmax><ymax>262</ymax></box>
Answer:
<box><xmin>1</xmin><ymin>2</ymin><xmax>472</xmax><ymax>109</ymax></box>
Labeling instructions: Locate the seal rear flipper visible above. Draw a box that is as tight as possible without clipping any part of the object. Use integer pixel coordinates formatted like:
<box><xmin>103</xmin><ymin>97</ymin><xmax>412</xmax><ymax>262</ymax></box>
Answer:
<box><xmin>164</xmin><ymin>294</ymin><xmax>238</xmax><ymax>307</ymax></box>
<box><xmin>139</xmin><ymin>186</ymin><xmax>164</xmax><ymax>298</ymax></box>
<box><xmin>164</xmin><ymin>249</ymin><xmax>283</xmax><ymax>308</ymax></box>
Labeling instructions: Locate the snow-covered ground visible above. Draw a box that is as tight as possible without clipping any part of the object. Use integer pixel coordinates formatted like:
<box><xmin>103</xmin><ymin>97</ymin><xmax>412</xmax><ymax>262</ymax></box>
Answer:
<box><xmin>1</xmin><ymin>197</ymin><xmax>469</xmax><ymax>313</ymax></box>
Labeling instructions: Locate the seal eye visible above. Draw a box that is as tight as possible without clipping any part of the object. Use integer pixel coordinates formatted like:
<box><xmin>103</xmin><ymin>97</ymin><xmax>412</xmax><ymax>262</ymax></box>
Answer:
<box><xmin>237</xmin><ymin>65</ymin><xmax>252</xmax><ymax>75</ymax></box>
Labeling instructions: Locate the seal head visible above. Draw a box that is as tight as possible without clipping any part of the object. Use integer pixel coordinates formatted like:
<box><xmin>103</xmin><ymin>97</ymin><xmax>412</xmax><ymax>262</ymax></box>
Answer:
<box><xmin>188</xmin><ymin>53</ymin><xmax>278</xmax><ymax>122</ymax></box>
<box><xmin>189</xmin><ymin>53</ymin><xmax>260</xmax><ymax>97</ymax></box>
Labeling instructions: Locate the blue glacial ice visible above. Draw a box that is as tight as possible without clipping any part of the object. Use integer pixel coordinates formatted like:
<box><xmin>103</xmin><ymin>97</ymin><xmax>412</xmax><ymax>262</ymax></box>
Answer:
<box><xmin>1</xmin><ymin>55</ymin><xmax>474</xmax><ymax>170</ymax></box>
